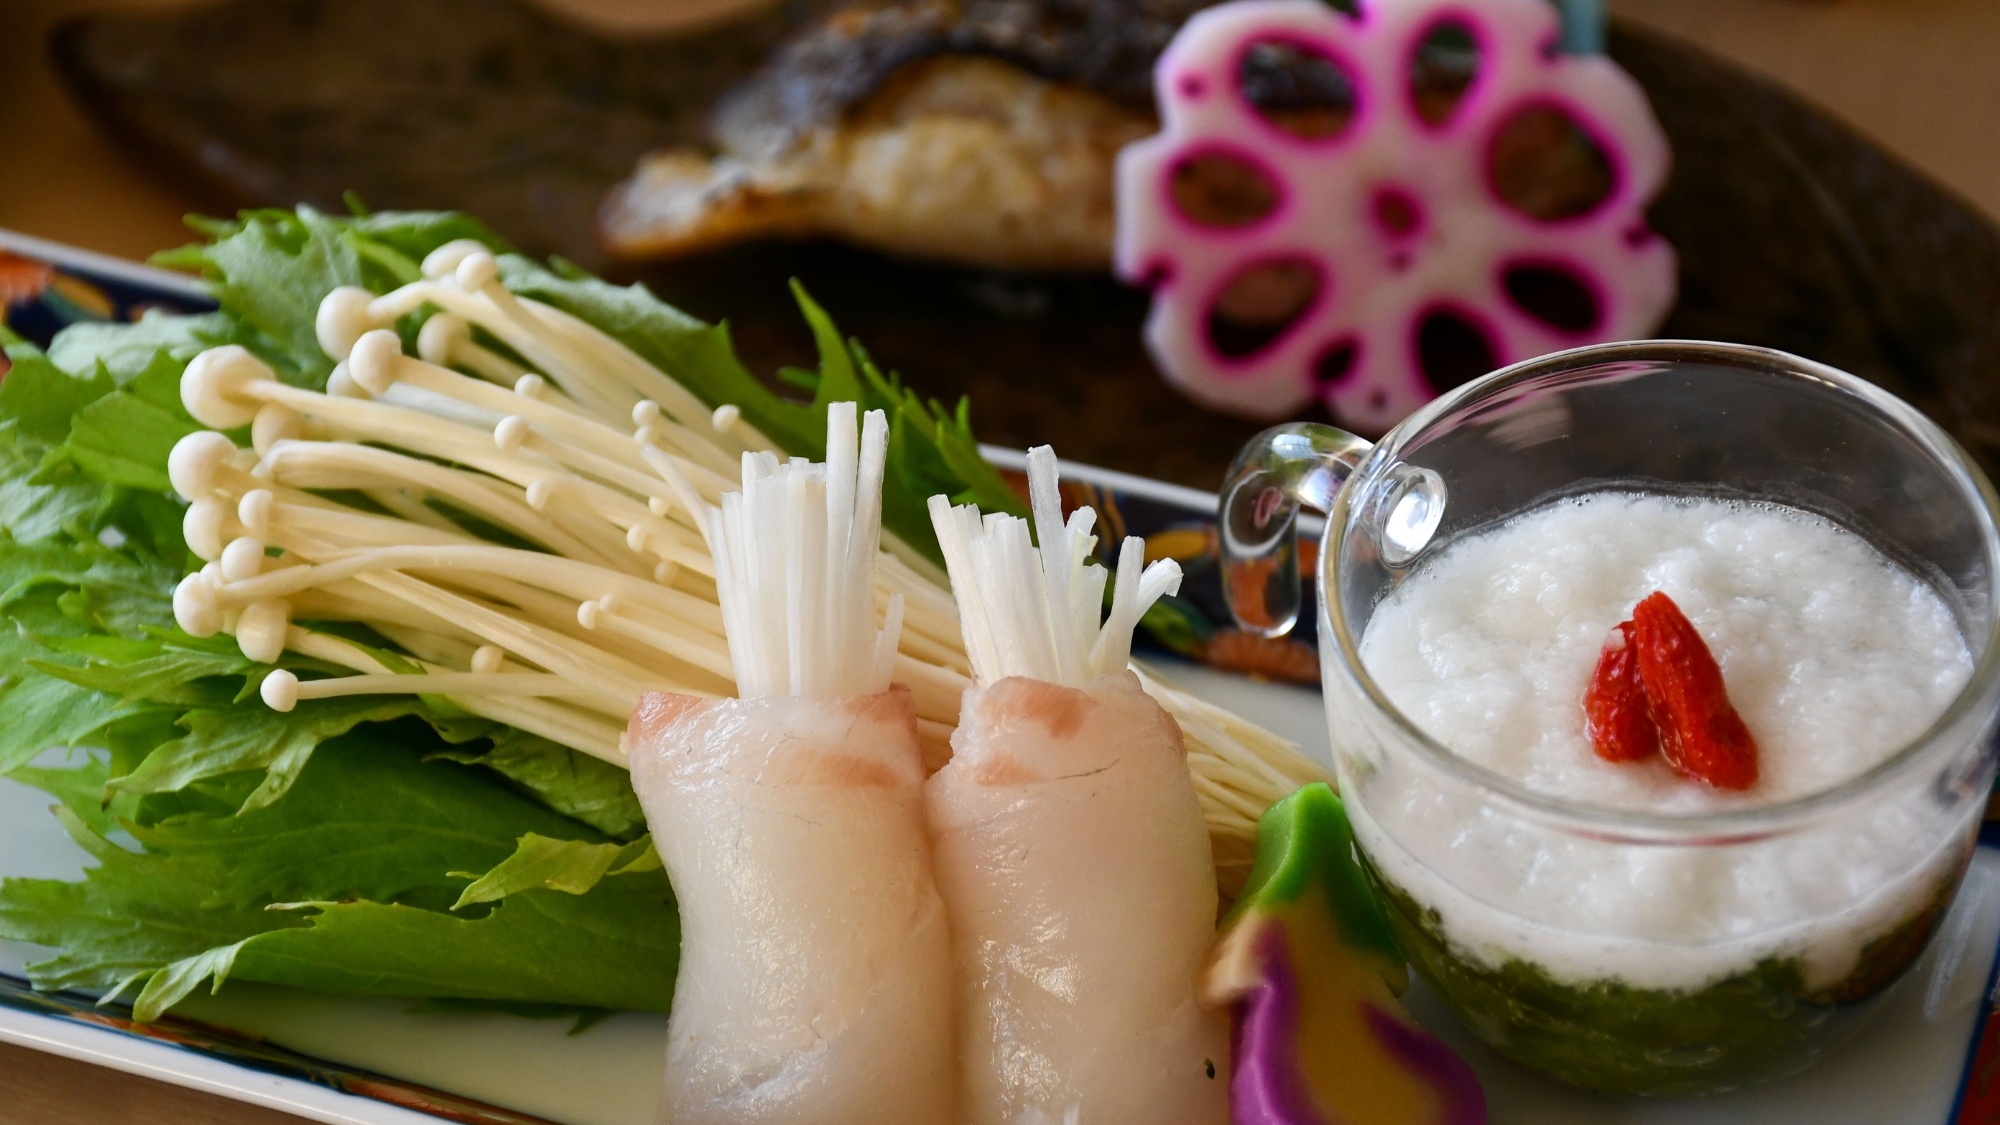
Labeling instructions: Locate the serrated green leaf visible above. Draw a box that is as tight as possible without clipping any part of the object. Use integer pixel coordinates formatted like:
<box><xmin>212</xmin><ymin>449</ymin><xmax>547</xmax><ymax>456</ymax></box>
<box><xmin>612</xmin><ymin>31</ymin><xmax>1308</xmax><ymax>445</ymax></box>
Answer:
<box><xmin>128</xmin><ymin>732</ymin><xmax>606</xmax><ymax>910</ymax></box>
<box><xmin>0</xmin><ymin>437</ymin><xmax>99</xmax><ymax>544</ymax></box>
<box><xmin>109</xmin><ymin>697</ymin><xmax>426</xmax><ymax>809</ymax></box>
<box><xmin>216</xmin><ymin>880</ymin><xmax>676</xmax><ymax>1019</ymax></box>
<box><xmin>28</xmin><ymin>647</ymin><xmax>251</xmax><ymax>703</ymax></box>
<box><xmin>345</xmin><ymin>210</ymin><xmax>509</xmax><ymax>266</ymax></box>
<box><xmin>2</xmin><ymin>748</ymin><xmax>139</xmax><ymax>840</ymax></box>
<box><xmin>46</xmin><ymin>310</ymin><xmax>237</xmax><ymax>386</ymax></box>
<box><xmin>450</xmin><ymin>833</ymin><xmax>658</xmax><ymax>910</ymax></box>
<box><xmin>199</xmin><ymin>208</ymin><xmax>363</xmax><ymax>384</ymax></box>
<box><xmin>0</xmin><ymin>340</ymin><xmax>115</xmax><ymax>443</ymax></box>
<box><xmin>157</xmin><ymin>206</ymin><xmax>511</xmax><ymax>389</ymax></box>
<box><xmin>0</xmin><ymin>626</ymin><xmax>143</xmax><ymax>775</ymax></box>
<box><xmin>428</xmin><ymin>729</ymin><xmax>647</xmax><ymax>840</ymax></box>
<box><xmin>0</xmin><ymin>733</ymin><xmax>673</xmax><ymax>1022</ymax></box>
<box><xmin>61</xmin><ymin>351</ymin><xmax>203</xmax><ymax>492</ymax></box>
<box><xmin>0</xmin><ymin>806</ymin><xmax>304</xmax><ymax>997</ymax></box>
<box><xmin>134</xmin><ymin>941</ymin><xmax>254</xmax><ymax>1021</ymax></box>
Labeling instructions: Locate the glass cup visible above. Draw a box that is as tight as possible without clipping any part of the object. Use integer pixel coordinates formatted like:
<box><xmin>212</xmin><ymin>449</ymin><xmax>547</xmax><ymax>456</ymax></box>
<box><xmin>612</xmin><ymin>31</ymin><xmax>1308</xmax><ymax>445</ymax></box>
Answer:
<box><xmin>1219</xmin><ymin>340</ymin><xmax>2000</xmax><ymax>1096</ymax></box>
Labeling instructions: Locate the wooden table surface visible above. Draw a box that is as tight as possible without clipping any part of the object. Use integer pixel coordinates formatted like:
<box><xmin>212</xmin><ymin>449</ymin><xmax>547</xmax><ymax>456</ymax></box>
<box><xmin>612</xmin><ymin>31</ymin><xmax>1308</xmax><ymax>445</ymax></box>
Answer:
<box><xmin>4</xmin><ymin>0</ymin><xmax>1998</xmax><ymax>1121</ymax></box>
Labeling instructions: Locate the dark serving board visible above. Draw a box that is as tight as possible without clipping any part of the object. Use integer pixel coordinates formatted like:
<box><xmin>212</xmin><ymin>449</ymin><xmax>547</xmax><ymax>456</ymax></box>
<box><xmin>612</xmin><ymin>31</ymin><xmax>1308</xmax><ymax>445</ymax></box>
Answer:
<box><xmin>51</xmin><ymin>0</ymin><xmax>2000</xmax><ymax>492</ymax></box>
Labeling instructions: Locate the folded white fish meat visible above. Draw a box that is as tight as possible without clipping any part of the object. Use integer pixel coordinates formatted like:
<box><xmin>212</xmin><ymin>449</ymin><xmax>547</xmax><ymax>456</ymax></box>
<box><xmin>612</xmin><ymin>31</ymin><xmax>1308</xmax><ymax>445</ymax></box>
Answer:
<box><xmin>927</xmin><ymin>671</ymin><xmax>1231</xmax><ymax>1125</ymax></box>
<box><xmin>629</xmin><ymin>685</ymin><xmax>956</xmax><ymax>1125</ymax></box>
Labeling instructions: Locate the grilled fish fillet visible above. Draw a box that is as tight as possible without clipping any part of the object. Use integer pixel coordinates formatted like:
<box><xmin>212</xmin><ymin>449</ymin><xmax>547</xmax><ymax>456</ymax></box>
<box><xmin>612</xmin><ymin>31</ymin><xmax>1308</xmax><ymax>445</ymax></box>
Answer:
<box><xmin>628</xmin><ymin>686</ymin><xmax>956</xmax><ymax>1125</ymax></box>
<box><xmin>601</xmin><ymin>55</ymin><xmax>1151</xmax><ymax>270</ymax></box>
<box><xmin>925</xmin><ymin>671</ymin><xmax>1231</xmax><ymax>1124</ymax></box>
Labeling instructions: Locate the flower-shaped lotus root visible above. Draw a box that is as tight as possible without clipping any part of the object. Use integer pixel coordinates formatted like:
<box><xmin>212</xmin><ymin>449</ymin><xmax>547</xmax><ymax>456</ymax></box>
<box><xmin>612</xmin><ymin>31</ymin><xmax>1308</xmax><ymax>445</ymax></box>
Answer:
<box><xmin>1115</xmin><ymin>0</ymin><xmax>1675</xmax><ymax>430</ymax></box>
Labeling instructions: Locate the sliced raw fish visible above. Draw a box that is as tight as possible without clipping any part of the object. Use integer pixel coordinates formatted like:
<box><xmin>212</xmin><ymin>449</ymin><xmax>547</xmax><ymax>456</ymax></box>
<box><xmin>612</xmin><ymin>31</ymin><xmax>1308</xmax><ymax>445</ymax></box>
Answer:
<box><xmin>927</xmin><ymin>670</ymin><xmax>1231</xmax><ymax>1125</ymax></box>
<box><xmin>630</xmin><ymin>685</ymin><xmax>956</xmax><ymax>1125</ymax></box>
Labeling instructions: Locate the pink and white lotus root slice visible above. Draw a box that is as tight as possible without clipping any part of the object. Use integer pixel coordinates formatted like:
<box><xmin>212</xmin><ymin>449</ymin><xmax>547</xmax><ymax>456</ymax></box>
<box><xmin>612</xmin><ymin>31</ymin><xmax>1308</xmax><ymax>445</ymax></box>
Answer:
<box><xmin>1115</xmin><ymin>0</ymin><xmax>1676</xmax><ymax>429</ymax></box>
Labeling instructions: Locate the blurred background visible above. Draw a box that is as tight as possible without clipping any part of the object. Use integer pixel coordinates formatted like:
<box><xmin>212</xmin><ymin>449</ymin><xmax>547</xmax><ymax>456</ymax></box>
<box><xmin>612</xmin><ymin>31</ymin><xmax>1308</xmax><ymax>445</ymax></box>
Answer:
<box><xmin>5</xmin><ymin>0</ymin><xmax>1999</xmax><ymax>262</ymax></box>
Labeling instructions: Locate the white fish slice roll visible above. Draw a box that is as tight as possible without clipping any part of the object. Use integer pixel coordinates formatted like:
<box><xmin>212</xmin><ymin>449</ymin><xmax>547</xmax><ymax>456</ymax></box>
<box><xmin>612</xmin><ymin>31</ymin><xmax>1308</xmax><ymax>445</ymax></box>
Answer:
<box><xmin>929</xmin><ymin>672</ymin><xmax>1229</xmax><ymax>1124</ymax></box>
<box><xmin>630</xmin><ymin>687</ymin><xmax>953</xmax><ymax>1124</ymax></box>
<box><xmin>925</xmin><ymin>446</ymin><xmax>1230</xmax><ymax>1125</ymax></box>
<box><xmin>630</xmin><ymin>405</ymin><xmax>955</xmax><ymax>1124</ymax></box>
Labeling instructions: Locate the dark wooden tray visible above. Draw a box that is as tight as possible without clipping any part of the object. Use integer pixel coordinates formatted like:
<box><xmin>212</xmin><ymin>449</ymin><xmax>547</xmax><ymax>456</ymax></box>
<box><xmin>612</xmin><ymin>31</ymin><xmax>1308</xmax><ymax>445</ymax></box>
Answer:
<box><xmin>51</xmin><ymin>1</ymin><xmax>2000</xmax><ymax>491</ymax></box>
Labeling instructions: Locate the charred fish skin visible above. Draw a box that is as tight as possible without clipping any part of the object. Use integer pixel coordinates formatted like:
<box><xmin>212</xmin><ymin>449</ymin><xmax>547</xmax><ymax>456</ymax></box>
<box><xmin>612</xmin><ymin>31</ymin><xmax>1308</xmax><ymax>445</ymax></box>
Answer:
<box><xmin>713</xmin><ymin>0</ymin><xmax>1211</xmax><ymax>159</ymax></box>
<box><xmin>600</xmin><ymin>0</ymin><xmax>1216</xmax><ymax>269</ymax></box>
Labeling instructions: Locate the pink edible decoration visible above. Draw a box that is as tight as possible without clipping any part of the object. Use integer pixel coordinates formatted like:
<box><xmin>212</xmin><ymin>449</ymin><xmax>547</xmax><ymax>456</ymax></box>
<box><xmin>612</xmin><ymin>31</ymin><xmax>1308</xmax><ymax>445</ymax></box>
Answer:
<box><xmin>1115</xmin><ymin>0</ymin><xmax>1676</xmax><ymax>430</ymax></box>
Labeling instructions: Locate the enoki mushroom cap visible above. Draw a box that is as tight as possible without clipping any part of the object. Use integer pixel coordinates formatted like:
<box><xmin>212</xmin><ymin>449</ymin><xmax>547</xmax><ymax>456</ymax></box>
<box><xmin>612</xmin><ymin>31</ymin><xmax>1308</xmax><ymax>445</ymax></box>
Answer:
<box><xmin>183</xmin><ymin>498</ymin><xmax>231</xmax><ymax>561</ymax></box>
<box><xmin>316</xmin><ymin>286</ymin><xmax>384</xmax><ymax>362</ymax></box>
<box><xmin>261</xmin><ymin>669</ymin><xmax>300</xmax><ymax>712</ymax></box>
<box><xmin>418</xmin><ymin>313</ymin><xmax>472</xmax><ymax>366</ymax></box>
<box><xmin>168</xmin><ymin>430</ymin><xmax>241</xmax><ymax>501</ymax></box>
<box><xmin>326</xmin><ymin>361</ymin><xmax>373</xmax><ymax>400</ymax></box>
<box><xmin>238</xmin><ymin>489</ymin><xmax>274</xmax><ymax>536</ymax></box>
<box><xmin>422</xmin><ymin>239</ymin><xmax>490</xmax><ymax>281</ymax></box>
<box><xmin>236</xmin><ymin>599</ymin><xmax>291</xmax><ymax>664</ymax></box>
<box><xmin>220</xmin><ymin>535</ymin><xmax>267</xmax><ymax>581</ymax></box>
<box><xmin>495</xmin><ymin>415</ymin><xmax>529</xmax><ymax>455</ymax></box>
<box><xmin>347</xmin><ymin>328</ymin><xmax>407</xmax><ymax>396</ymax></box>
<box><xmin>174</xmin><ymin>572</ymin><xmax>223</xmax><ymax>638</ymax></box>
<box><xmin>455</xmin><ymin>250</ymin><xmax>501</xmax><ymax>292</ymax></box>
<box><xmin>182</xmin><ymin>346</ymin><xmax>276</xmax><ymax>430</ymax></box>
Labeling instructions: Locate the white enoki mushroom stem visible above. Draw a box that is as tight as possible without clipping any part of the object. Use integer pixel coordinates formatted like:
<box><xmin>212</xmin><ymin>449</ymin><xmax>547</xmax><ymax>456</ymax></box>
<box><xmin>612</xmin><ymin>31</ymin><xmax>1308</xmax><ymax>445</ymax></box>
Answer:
<box><xmin>928</xmin><ymin>444</ymin><xmax>1184</xmax><ymax>689</ymax></box>
<box><xmin>262</xmin><ymin>668</ymin><xmax>589</xmax><ymax>709</ymax></box>
<box><xmin>702</xmin><ymin>403</ymin><xmax>904</xmax><ymax>699</ymax></box>
<box><xmin>255</xmin><ymin>439</ymin><xmax>619</xmax><ymax>569</ymax></box>
<box><xmin>281</xmin><ymin>627</ymin><xmax>628</xmax><ymax>764</ymax></box>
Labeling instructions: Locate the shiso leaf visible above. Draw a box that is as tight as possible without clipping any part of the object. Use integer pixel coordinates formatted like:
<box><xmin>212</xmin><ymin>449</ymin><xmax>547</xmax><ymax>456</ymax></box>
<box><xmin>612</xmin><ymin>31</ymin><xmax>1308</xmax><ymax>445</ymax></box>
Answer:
<box><xmin>26</xmin><ymin>633</ymin><xmax>257</xmax><ymax>704</ymax></box>
<box><xmin>0</xmin><ymin>803</ymin><xmax>304</xmax><ymax>999</ymax></box>
<box><xmin>123</xmin><ymin>731</ymin><xmax>609</xmax><ymax>910</ymax></box>
<box><xmin>3</xmin><ymin>749</ymin><xmax>133</xmax><ymax>840</ymax></box>
<box><xmin>219</xmin><ymin>880</ymin><xmax>675</xmax><ymax>1019</ymax></box>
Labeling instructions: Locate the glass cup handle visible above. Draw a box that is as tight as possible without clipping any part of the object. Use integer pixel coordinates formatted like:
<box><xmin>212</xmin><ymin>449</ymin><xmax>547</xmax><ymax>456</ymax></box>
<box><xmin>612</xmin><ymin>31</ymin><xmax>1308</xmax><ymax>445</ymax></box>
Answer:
<box><xmin>1219</xmin><ymin>423</ymin><xmax>1446</xmax><ymax>639</ymax></box>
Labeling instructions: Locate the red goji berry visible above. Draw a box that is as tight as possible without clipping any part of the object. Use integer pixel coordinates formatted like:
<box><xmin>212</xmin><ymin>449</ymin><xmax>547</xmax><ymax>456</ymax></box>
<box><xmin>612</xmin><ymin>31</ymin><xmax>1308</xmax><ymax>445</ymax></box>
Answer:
<box><xmin>1585</xmin><ymin>621</ymin><xmax>1660</xmax><ymax>763</ymax></box>
<box><xmin>1629</xmin><ymin>591</ymin><xmax>1760</xmax><ymax>790</ymax></box>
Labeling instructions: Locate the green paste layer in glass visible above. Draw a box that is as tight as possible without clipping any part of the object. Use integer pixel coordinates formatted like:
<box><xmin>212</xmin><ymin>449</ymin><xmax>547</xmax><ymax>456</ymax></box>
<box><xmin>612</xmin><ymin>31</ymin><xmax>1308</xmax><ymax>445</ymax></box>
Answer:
<box><xmin>1366</xmin><ymin>853</ymin><xmax>1967</xmax><ymax>1097</ymax></box>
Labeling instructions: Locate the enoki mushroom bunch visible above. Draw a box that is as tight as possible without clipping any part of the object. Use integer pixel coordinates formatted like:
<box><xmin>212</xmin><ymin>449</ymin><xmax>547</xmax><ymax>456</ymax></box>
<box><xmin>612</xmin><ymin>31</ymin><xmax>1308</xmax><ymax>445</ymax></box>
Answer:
<box><xmin>165</xmin><ymin>240</ymin><xmax>1323</xmax><ymax>881</ymax></box>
